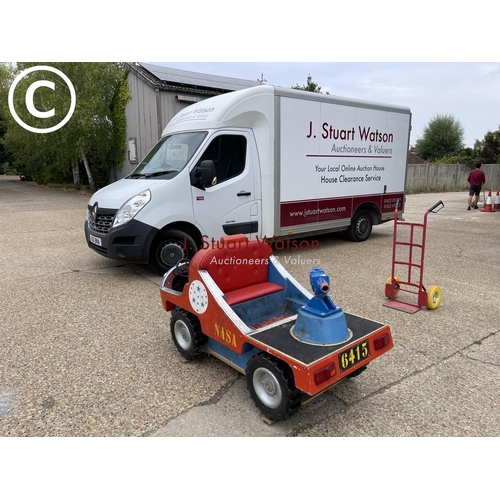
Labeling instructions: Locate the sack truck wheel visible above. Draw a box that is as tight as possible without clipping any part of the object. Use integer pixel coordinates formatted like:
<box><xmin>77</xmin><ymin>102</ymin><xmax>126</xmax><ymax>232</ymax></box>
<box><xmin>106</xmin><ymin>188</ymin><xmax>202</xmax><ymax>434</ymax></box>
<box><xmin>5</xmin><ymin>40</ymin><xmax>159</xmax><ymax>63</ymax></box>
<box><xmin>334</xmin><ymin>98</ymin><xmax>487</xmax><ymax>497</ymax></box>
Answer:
<box><xmin>426</xmin><ymin>285</ymin><xmax>442</xmax><ymax>310</ymax></box>
<box><xmin>170</xmin><ymin>309</ymin><xmax>206</xmax><ymax>360</ymax></box>
<box><xmin>246</xmin><ymin>353</ymin><xmax>302</xmax><ymax>421</ymax></box>
<box><xmin>385</xmin><ymin>277</ymin><xmax>401</xmax><ymax>298</ymax></box>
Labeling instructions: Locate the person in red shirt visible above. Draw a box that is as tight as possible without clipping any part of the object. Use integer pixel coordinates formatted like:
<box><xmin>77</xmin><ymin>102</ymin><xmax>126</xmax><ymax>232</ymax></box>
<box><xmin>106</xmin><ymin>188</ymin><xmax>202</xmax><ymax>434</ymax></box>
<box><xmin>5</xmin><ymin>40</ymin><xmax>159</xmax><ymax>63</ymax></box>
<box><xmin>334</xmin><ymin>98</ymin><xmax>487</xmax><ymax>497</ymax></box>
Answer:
<box><xmin>467</xmin><ymin>162</ymin><xmax>486</xmax><ymax>210</ymax></box>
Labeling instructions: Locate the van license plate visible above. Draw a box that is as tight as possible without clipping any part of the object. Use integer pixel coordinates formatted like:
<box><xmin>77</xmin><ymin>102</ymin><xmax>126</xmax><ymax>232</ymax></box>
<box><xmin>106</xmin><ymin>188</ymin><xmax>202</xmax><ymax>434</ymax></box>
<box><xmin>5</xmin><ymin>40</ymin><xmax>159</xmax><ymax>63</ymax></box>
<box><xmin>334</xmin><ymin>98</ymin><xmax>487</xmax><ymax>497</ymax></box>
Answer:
<box><xmin>90</xmin><ymin>234</ymin><xmax>102</xmax><ymax>246</ymax></box>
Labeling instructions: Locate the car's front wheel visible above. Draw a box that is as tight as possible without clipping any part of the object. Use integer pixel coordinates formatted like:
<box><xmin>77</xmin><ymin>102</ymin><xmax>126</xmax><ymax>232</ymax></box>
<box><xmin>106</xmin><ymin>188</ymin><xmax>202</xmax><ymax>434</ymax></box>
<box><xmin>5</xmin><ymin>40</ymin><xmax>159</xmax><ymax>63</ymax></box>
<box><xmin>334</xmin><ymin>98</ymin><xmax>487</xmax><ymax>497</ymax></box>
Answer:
<box><xmin>170</xmin><ymin>309</ymin><xmax>206</xmax><ymax>360</ymax></box>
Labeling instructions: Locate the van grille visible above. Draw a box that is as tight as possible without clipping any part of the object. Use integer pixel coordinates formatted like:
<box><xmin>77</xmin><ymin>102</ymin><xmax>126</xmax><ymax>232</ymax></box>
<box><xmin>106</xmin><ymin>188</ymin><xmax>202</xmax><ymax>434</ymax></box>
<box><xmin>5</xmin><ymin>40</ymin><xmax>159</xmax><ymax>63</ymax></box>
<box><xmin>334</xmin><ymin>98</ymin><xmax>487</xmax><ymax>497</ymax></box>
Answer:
<box><xmin>88</xmin><ymin>209</ymin><xmax>116</xmax><ymax>234</ymax></box>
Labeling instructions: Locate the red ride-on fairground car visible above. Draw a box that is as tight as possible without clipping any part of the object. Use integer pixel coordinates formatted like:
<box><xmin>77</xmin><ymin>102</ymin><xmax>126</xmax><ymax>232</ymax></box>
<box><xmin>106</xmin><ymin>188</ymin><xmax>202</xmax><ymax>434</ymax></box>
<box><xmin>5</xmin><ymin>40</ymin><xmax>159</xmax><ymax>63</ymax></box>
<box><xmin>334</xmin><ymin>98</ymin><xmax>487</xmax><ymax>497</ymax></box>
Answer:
<box><xmin>160</xmin><ymin>234</ymin><xmax>394</xmax><ymax>421</ymax></box>
<box><xmin>384</xmin><ymin>200</ymin><xmax>444</xmax><ymax>313</ymax></box>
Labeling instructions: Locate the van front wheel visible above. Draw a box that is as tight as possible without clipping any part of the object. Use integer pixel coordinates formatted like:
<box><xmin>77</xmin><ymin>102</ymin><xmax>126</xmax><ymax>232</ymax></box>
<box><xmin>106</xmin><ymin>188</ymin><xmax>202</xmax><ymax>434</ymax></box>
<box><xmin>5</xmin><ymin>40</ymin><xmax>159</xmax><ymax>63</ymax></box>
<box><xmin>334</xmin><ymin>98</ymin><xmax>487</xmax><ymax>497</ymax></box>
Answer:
<box><xmin>150</xmin><ymin>229</ymin><xmax>197</xmax><ymax>275</ymax></box>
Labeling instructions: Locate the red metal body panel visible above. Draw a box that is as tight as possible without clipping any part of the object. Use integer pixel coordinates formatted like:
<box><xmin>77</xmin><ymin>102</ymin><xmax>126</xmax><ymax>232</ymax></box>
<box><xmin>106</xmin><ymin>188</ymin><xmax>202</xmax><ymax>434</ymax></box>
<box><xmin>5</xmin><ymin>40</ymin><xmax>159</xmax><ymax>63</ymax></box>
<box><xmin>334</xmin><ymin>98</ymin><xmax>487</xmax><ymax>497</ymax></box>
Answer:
<box><xmin>279</xmin><ymin>192</ymin><xmax>404</xmax><ymax>227</ymax></box>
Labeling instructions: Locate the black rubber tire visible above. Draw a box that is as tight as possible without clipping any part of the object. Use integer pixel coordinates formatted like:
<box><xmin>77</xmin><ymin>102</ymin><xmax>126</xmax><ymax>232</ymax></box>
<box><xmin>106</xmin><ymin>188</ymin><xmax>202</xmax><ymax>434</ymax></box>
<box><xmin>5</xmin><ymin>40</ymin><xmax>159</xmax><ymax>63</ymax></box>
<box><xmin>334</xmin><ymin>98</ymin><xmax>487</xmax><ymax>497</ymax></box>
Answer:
<box><xmin>170</xmin><ymin>309</ymin><xmax>206</xmax><ymax>360</ymax></box>
<box><xmin>246</xmin><ymin>353</ymin><xmax>302</xmax><ymax>421</ymax></box>
<box><xmin>347</xmin><ymin>210</ymin><xmax>373</xmax><ymax>242</ymax></box>
<box><xmin>150</xmin><ymin>229</ymin><xmax>197</xmax><ymax>275</ymax></box>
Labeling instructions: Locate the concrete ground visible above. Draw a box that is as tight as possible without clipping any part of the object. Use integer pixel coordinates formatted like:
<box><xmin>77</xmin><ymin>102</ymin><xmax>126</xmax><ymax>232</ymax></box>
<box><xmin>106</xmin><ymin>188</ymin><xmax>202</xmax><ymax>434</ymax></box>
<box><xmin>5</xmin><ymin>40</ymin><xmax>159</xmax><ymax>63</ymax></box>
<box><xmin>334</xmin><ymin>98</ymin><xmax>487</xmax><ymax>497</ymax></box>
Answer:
<box><xmin>0</xmin><ymin>176</ymin><xmax>498</xmax><ymax>438</ymax></box>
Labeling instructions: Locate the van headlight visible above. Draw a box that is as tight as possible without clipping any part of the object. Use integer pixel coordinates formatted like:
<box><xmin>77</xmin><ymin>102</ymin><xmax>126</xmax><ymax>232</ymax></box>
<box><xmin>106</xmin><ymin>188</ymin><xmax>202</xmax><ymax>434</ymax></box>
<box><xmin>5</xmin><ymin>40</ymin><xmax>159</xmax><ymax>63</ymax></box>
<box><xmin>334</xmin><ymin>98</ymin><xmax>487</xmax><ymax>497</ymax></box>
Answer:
<box><xmin>113</xmin><ymin>190</ymin><xmax>151</xmax><ymax>228</ymax></box>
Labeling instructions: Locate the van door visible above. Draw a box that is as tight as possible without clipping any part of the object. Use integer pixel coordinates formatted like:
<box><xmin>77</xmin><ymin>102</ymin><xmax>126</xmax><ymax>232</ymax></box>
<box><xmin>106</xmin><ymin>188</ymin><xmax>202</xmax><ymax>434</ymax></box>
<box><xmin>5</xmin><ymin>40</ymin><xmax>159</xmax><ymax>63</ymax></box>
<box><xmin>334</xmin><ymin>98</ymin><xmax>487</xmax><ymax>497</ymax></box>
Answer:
<box><xmin>191</xmin><ymin>131</ymin><xmax>259</xmax><ymax>243</ymax></box>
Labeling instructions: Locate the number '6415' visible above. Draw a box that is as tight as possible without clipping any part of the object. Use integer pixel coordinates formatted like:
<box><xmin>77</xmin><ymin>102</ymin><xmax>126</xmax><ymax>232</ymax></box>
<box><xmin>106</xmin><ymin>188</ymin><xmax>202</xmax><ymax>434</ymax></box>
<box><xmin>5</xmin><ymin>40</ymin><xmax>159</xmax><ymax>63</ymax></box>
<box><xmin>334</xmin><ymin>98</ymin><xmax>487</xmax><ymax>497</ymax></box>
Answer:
<box><xmin>339</xmin><ymin>341</ymin><xmax>369</xmax><ymax>371</ymax></box>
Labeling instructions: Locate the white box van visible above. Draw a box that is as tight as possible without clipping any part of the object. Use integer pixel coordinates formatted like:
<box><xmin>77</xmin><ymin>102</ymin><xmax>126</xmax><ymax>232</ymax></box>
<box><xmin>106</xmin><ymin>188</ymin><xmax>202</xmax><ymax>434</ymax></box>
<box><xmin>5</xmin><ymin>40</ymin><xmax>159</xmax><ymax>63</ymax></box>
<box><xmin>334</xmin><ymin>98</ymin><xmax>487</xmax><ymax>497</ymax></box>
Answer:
<box><xmin>84</xmin><ymin>85</ymin><xmax>411</xmax><ymax>274</ymax></box>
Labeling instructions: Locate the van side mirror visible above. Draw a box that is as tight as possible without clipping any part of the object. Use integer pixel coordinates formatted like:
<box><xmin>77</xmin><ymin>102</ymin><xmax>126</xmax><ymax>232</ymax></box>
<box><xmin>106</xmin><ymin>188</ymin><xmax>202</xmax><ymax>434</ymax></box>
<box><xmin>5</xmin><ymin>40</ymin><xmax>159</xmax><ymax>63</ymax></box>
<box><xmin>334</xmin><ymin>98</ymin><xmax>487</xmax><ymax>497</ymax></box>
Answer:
<box><xmin>190</xmin><ymin>160</ymin><xmax>217</xmax><ymax>190</ymax></box>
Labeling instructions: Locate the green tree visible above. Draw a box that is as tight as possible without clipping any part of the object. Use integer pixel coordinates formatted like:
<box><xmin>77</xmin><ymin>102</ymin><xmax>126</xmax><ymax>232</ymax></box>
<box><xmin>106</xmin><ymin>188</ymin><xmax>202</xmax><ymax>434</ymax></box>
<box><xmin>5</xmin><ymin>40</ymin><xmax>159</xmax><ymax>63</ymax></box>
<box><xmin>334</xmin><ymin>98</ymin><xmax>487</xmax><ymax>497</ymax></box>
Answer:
<box><xmin>292</xmin><ymin>74</ymin><xmax>329</xmax><ymax>94</ymax></box>
<box><xmin>4</xmin><ymin>62</ymin><xmax>129</xmax><ymax>192</ymax></box>
<box><xmin>414</xmin><ymin>114</ymin><xmax>465</xmax><ymax>161</ymax></box>
<box><xmin>479</xmin><ymin>127</ymin><xmax>500</xmax><ymax>163</ymax></box>
<box><xmin>433</xmin><ymin>147</ymin><xmax>481</xmax><ymax>168</ymax></box>
<box><xmin>0</xmin><ymin>63</ymin><xmax>14</xmax><ymax>172</ymax></box>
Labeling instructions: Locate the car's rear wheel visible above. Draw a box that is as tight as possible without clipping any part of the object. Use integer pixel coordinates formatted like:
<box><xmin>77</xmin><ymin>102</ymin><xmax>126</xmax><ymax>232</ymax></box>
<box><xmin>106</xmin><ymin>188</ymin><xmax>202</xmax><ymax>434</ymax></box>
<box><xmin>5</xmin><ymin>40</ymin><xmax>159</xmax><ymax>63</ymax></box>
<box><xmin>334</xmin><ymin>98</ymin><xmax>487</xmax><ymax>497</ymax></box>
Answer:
<box><xmin>246</xmin><ymin>353</ymin><xmax>302</xmax><ymax>421</ymax></box>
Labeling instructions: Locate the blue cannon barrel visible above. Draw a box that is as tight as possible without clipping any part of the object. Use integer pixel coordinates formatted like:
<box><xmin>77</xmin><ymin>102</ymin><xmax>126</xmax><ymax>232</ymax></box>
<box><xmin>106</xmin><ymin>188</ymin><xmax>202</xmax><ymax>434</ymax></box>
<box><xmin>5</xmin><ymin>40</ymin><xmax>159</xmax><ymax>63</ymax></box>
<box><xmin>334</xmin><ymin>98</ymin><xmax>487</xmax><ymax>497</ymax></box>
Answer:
<box><xmin>293</xmin><ymin>267</ymin><xmax>350</xmax><ymax>345</ymax></box>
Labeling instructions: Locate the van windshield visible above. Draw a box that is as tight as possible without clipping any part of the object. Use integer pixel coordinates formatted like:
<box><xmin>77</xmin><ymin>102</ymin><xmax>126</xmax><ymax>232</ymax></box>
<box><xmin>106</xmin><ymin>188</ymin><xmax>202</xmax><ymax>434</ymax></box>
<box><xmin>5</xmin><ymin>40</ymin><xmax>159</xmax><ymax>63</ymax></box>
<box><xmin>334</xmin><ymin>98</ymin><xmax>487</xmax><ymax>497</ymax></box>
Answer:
<box><xmin>128</xmin><ymin>132</ymin><xmax>207</xmax><ymax>179</ymax></box>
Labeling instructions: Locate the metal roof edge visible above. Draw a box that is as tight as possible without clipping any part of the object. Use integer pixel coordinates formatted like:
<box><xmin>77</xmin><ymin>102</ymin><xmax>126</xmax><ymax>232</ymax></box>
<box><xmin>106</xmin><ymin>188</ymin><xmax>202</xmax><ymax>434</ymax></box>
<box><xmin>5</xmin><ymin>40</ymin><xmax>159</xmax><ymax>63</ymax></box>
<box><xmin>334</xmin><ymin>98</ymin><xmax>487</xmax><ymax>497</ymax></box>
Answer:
<box><xmin>126</xmin><ymin>62</ymin><xmax>247</xmax><ymax>96</ymax></box>
<box><xmin>126</xmin><ymin>62</ymin><xmax>258</xmax><ymax>95</ymax></box>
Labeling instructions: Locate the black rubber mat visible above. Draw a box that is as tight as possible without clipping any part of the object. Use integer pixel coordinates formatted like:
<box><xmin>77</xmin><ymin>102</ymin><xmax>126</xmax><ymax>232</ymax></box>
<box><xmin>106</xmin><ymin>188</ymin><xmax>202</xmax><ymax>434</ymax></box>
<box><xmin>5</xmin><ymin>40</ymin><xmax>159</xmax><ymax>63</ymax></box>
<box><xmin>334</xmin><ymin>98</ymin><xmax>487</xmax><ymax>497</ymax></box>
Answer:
<box><xmin>249</xmin><ymin>313</ymin><xmax>384</xmax><ymax>365</ymax></box>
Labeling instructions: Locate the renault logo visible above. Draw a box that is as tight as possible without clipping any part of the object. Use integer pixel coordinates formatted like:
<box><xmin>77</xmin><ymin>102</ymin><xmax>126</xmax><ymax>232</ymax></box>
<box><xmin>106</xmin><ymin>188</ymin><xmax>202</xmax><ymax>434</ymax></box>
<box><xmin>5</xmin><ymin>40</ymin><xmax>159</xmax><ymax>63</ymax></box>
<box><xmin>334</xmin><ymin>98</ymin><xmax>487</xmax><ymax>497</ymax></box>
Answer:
<box><xmin>92</xmin><ymin>202</ymin><xmax>98</xmax><ymax>222</ymax></box>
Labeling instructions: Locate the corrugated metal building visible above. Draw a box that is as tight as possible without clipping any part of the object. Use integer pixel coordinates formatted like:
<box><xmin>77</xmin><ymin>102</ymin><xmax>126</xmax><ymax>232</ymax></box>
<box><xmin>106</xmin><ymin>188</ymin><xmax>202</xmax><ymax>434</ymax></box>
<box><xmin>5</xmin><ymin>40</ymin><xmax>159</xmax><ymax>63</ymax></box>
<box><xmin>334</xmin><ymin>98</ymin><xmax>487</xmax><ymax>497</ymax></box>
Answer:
<box><xmin>113</xmin><ymin>62</ymin><xmax>260</xmax><ymax>180</ymax></box>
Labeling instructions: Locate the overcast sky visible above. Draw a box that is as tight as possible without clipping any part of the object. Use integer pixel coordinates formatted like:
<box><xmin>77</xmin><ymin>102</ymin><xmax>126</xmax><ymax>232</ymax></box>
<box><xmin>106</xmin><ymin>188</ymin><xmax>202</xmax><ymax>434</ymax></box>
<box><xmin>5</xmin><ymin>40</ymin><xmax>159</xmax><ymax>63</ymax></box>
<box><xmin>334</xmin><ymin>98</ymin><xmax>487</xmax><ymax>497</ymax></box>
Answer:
<box><xmin>147</xmin><ymin>62</ymin><xmax>500</xmax><ymax>149</ymax></box>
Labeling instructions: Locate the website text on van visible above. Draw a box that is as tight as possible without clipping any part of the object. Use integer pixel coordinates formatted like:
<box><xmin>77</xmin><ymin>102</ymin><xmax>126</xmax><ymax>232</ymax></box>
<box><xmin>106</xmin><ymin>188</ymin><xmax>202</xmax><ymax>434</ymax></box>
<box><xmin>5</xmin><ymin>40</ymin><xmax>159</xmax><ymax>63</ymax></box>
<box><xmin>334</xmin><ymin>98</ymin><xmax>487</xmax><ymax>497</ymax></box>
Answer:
<box><xmin>84</xmin><ymin>85</ymin><xmax>412</xmax><ymax>274</ymax></box>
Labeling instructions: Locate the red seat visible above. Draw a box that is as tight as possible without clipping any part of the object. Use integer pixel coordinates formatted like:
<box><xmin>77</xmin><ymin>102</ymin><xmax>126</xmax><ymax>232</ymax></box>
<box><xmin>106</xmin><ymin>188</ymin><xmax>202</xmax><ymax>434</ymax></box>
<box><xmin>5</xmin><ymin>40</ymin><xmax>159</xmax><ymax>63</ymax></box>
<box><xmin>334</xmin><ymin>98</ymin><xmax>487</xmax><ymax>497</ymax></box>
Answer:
<box><xmin>224</xmin><ymin>282</ymin><xmax>284</xmax><ymax>306</ymax></box>
<box><xmin>198</xmin><ymin>235</ymin><xmax>284</xmax><ymax>306</ymax></box>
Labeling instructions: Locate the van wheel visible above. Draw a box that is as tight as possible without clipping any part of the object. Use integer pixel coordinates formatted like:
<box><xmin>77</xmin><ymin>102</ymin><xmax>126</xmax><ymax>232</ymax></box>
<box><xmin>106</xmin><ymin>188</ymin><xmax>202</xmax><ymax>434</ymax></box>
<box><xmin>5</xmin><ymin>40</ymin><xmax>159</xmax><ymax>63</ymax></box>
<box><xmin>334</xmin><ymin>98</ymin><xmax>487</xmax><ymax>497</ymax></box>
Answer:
<box><xmin>347</xmin><ymin>210</ymin><xmax>373</xmax><ymax>242</ymax></box>
<box><xmin>150</xmin><ymin>229</ymin><xmax>197</xmax><ymax>275</ymax></box>
<box><xmin>246</xmin><ymin>354</ymin><xmax>302</xmax><ymax>421</ymax></box>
